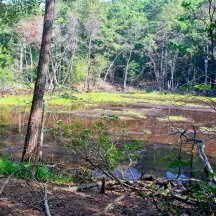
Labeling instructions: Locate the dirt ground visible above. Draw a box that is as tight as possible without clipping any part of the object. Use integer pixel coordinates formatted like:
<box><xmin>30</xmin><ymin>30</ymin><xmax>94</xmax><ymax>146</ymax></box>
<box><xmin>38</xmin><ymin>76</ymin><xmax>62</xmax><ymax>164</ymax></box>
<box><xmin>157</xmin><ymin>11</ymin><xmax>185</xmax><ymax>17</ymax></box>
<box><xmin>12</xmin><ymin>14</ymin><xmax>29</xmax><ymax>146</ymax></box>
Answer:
<box><xmin>0</xmin><ymin>178</ymin><xmax>156</xmax><ymax>216</ymax></box>
<box><xmin>0</xmin><ymin>178</ymin><xmax>196</xmax><ymax>216</ymax></box>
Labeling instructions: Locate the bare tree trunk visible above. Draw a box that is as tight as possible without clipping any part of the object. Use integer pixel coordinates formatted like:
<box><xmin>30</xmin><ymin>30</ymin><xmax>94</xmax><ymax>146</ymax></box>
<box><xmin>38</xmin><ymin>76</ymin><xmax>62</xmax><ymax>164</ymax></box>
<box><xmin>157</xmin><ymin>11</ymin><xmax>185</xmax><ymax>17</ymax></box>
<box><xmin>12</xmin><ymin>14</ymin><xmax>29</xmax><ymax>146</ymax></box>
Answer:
<box><xmin>204</xmin><ymin>56</ymin><xmax>208</xmax><ymax>85</ymax></box>
<box><xmin>123</xmin><ymin>47</ymin><xmax>133</xmax><ymax>91</ymax></box>
<box><xmin>66</xmin><ymin>37</ymin><xmax>78</xmax><ymax>85</ymax></box>
<box><xmin>202</xmin><ymin>33</ymin><xmax>209</xmax><ymax>86</ymax></box>
<box><xmin>164</xmin><ymin>49</ymin><xmax>168</xmax><ymax>90</ymax></box>
<box><xmin>86</xmin><ymin>36</ymin><xmax>92</xmax><ymax>91</ymax></box>
<box><xmin>64</xmin><ymin>49</ymin><xmax>75</xmax><ymax>85</ymax></box>
<box><xmin>160</xmin><ymin>49</ymin><xmax>164</xmax><ymax>90</ymax></box>
<box><xmin>20</xmin><ymin>46</ymin><xmax>23</xmax><ymax>74</ymax></box>
<box><xmin>29</xmin><ymin>46</ymin><xmax>33</xmax><ymax>82</ymax></box>
<box><xmin>21</xmin><ymin>0</ymin><xmax>55</xmax><ymax>162</ymax></box>
<box><xmin>38</xmin><ymin>100</ymin><xmax>46</xmax><ymax>162</ymax></box>
<box><xmin>170</xmin><ymin>51</ymin><xmax>178</xmax><ymax>90</ymax></box>
<box><xmin>104</xmin><ymin>50</ymin><xmax>125</xmax><ymax>82</ymax></box>
<box><xmin>51</xmin><ymin>61</ymin><xmax>59</xmax><ymax>87</ymax></box>
<box><xmin>58</xmin><ymin>45</ymin><xmax>64</xmax><ymax>84</ymax></box>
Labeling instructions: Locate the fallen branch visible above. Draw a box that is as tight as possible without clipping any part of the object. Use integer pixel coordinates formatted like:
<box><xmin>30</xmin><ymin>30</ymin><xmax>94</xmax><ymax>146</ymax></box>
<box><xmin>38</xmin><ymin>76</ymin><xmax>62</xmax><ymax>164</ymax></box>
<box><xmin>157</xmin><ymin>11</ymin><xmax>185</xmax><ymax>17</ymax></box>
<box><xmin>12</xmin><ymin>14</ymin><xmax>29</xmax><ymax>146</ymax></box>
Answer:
<box><xmin>170</xmin><ymin>193</ymin><xmax>198</xmax><ymax>206</ymax></box>
<box><xmin>44</xmin><ymin>184</ymin><xmax>51</xmax><ymax>216</ymax></box>
<box><xmin>0</xmin><ymin>166</ymin><xmax>27</xmax><ymax>195</ymax></box>
<box><xmin>0</xmin><ymin>163</ymin><xmax>61</xmax><ymax>196</ymax></box>
<box><xmin>187</xmin><ymin>138</ymin><xmax>216</xmax><ymax>184</ymax></box>
<box><xmin>55</xmin><ymin>180</ymin><xmax>117</xmax><ymax>192</ymax></box>
<box><xmin>95</xmin><ymin>192</ymin><xmax>131</xmax><ymax>216</ymax></box>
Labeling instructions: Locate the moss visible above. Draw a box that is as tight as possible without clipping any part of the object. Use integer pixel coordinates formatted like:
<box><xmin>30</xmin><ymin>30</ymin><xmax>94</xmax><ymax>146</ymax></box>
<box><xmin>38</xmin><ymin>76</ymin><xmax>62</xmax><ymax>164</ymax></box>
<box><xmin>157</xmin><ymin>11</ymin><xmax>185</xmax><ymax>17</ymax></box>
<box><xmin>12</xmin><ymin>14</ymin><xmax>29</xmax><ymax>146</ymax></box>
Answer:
<box><xmin>0</xmin><ymin>92</ymin><xmax>214</xmax><ymax>107</ymax></box>
<box><xmin>80</xmin><ymin>108</ymin><xmax>147</xmax><ymax>119</ymax></box>
<box><xmin>157</xmin><ymin>115</ymin><xmax>189</xmax><ymax>122</ymax></box>
<box><xmin>0</xmin><ymin>95</ymin><xmax>32</xmax><ymax>106</ymax></box>
<box><xmin>71</xmin><ymin>92</ymin><xmax>208</xmax><ymax>107</ymax></box>
<box><xmin>199</xmin><ymin>126</ymin><xmax>216</xmax><ymax>134</ymax></box>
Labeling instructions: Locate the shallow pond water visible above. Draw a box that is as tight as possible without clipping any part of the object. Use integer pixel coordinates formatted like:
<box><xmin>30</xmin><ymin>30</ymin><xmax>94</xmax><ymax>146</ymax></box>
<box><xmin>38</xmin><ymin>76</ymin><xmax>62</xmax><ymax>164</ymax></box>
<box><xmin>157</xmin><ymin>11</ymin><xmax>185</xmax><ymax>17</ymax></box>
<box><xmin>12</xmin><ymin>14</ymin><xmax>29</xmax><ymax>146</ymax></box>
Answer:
<box><xmin>0</xmin><ymin>101</ymin><xmax>215</xmax><ymax>179</ymax></box>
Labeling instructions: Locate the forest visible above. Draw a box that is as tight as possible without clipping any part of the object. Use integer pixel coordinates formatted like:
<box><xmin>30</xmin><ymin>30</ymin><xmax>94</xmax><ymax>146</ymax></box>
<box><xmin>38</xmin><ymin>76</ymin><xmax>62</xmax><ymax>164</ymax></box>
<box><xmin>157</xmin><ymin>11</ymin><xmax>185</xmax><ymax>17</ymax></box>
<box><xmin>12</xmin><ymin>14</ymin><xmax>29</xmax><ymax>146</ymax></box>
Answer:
<box><xmin>0</xmin><ymin>0</ymin><xmax>216</xmax><ymax>92</ymax></box>
<box><xmin>0</xmin><ymin>0</ymin><xmax>216</xmax><ymax>215</ymax></box>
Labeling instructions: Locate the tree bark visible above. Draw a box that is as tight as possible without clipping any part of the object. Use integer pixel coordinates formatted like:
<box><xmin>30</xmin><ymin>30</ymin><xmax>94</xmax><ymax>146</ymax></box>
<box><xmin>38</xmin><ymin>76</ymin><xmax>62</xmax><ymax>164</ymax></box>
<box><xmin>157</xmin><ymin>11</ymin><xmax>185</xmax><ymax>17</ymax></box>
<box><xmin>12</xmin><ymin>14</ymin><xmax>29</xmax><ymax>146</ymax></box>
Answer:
<box><xmin>20</xmin><ymin>46</ymin><xmax>23</xmax><ymax>74</ymax></box>
<box><xmin>21</xmin><ymin>0</ymin><xmax>55</xmax><ymax>162</ymax></box>
<box><xmin>85</xmin><ymin>36</ymin><xmax>92</xmax><ymax>91</ymax></box>
<box><xmin>104</xmin><ymin>50</ymin><xmax>125</xmax><ymax>82</ymax></box>
<box><xmin>123</xmin><ymin>47</ymin><xmax>133</xmax><ymax>91</ymax></box>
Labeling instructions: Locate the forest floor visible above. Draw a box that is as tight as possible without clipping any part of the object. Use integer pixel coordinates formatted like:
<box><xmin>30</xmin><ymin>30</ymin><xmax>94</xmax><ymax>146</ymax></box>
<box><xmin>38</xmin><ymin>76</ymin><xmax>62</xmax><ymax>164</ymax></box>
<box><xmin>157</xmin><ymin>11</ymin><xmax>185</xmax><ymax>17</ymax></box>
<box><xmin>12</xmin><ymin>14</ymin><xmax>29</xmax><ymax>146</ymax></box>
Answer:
<box><xmin>0</xmin><ymin>177</ymin><xmax>195</xmax><ymax>216</ymax></box>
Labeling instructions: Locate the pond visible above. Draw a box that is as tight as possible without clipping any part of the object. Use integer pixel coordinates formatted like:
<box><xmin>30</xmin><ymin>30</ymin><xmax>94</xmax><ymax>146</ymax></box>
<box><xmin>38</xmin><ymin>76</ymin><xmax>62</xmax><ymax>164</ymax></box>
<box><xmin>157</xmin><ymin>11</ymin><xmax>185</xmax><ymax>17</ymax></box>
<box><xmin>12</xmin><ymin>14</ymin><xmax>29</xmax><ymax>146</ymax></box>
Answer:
<box><xmin>0</xmin><ymin>99</ymin><xmax>215</xmax><ymax>180</ymax></box>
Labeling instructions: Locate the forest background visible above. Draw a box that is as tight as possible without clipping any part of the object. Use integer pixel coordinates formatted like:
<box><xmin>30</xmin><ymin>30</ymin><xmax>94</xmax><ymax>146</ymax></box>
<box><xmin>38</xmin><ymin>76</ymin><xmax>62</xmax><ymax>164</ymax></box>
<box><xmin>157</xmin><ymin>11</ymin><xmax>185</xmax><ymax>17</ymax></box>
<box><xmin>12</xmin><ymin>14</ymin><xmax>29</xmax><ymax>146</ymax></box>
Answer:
<box><xmin>0</xmin><ymin>0</ymin><xmax>215</xmax><ymax>93</ymax></box>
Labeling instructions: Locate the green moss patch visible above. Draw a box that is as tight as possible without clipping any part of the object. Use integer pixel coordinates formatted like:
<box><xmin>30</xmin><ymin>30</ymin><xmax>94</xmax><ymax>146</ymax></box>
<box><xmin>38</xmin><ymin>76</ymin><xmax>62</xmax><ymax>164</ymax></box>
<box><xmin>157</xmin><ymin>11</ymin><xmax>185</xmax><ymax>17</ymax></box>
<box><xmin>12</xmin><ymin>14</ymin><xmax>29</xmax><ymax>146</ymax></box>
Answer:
<box><xmin>199</xmin><ymin>126</ymin><xmax>216</xmax><ymax>134</ymax></box>
<box><xmin>157</xmin><ymin>115</ymin><xmax>189</xmax><ymax>122</ymax></box>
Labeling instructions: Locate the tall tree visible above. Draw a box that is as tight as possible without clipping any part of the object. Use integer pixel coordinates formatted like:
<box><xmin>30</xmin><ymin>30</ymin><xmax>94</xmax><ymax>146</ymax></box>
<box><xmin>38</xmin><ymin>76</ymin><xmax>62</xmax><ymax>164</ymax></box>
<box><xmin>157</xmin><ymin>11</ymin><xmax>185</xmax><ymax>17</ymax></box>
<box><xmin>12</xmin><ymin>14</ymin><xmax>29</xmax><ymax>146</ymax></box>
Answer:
<box><xmin>21</xmin><ymin>0</ymin><xmax>55</xmax><ymax>162</ymax></box>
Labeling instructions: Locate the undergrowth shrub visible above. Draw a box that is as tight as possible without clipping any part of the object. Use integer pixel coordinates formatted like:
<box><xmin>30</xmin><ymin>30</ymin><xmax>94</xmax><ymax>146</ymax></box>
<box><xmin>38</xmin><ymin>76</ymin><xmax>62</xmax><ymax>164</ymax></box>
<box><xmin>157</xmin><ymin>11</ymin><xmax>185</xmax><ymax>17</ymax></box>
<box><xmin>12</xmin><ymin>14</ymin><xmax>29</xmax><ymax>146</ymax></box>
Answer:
<box><xmin>55</xmin><ymin>118</ymin><xmax>142</xmax><ymax>180</ymax></box>
<box><xmin>0</xmin><ymin>157</ymin><xmax>74</xmax><ymax>183</ymax></box>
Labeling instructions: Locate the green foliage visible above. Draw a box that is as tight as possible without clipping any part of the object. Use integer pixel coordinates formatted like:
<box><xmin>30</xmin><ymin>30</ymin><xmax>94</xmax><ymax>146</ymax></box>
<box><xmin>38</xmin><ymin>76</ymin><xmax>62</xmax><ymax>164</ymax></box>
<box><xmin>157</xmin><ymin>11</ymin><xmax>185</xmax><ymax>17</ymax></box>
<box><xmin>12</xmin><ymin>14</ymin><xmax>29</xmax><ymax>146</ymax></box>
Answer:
<box><xmin>194</xmin><ymin>84</ymin><xmax>212</xmax><ymax>91</ymax></box>
<box><xmin>56</xmin><ymin>119</ymin><xmax>141</xmax><ymax>177</ymax></box>
<box><xmin>0</xmin><ymin>157</ymin><xmax>74</xmax><ymax>183</ymax></box>
<box><xmin>168</xmin><ymin>160</ymin><xmax>190</xmax><ymax>169</ymax></box>
<box><xmin>183</xmin><ymin>181</ymin><xmax>216</xmax><ymax>214</ymax></box>
<box><xmin>60</xmin><ymin>93</ymin><xmax>78</xmax><ymax>100</ymax></box>
<box><xmin>0</xmin><ymin>45</ymin><xmax>13</xmax><ymax>84</ymax></box>
<box><xmin>91</xmin><ymin>55</ymin><xmax>109</xmax><ymax>80</ymax></box>
<box><xmin>72</xmin><ymin>58</ymin><xmax>88</xmax><ymax>83</ymax></box>
<box><xmin>127</xmin><ymin>60</ymin><xmax>140</xmax><ymax>81</ymax></box>
<box><xmin>184</xmin><ymin>83</ymin><xmax>212</xmax><ymax>91</ymax></box>
<box><xmin>0</xmin><ymin>0</ymin><xmax>215</xmax><ymax>91</ymax></box>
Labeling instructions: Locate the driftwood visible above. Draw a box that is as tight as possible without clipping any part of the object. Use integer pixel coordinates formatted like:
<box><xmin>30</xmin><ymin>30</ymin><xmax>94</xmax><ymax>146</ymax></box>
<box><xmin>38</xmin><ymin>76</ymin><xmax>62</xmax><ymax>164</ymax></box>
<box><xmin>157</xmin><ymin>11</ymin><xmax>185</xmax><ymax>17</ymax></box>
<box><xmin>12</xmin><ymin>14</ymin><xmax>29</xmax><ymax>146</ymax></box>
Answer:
<box><xmin>95</xmin><ymin>192</ymin><xmax>131</xmax><ymax>216</ymax></box>
<box><xmin>187</xmin><ymin>138</ymin><xmax>216</xmax><ymax>184</ymax></box>
<box><xmin>197</xmin><ymin>141</ymin><xmax>216</xmax><ymax>184</ymax></box>
<box><xmin>172</xmin><ymin>126</ymin><xmax>216</xmax><ymax>185</ymax></box>
<box><xmin>44</xmin><ymin>184</ymin><xmax>52</xmax><ymax>216</ymax></box>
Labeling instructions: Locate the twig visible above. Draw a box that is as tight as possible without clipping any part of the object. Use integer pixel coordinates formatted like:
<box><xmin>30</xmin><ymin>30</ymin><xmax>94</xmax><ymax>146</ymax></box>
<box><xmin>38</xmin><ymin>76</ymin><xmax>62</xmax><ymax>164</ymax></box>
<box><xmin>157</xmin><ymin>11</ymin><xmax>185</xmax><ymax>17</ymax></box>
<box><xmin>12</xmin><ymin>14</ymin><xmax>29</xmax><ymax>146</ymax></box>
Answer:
<box><xmin>95</xmin><ymin>192</ymin><xmax>131</xmax><ymax>216</ymax></box>
<box><xmin>0</xmin><ymin>166</ymin><xmax>27</xmax><ymax>195</ymax></box>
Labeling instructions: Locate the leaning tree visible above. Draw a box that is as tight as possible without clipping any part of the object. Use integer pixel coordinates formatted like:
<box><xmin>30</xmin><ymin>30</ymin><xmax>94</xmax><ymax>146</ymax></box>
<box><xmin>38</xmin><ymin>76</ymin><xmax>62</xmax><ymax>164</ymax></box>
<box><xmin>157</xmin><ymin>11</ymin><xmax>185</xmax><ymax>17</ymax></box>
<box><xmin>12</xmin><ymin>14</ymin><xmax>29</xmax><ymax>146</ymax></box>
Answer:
<box><xmin>22</xmin><ymin>0</ymin><xmax>55</xmax><ymax>162</ymax></box>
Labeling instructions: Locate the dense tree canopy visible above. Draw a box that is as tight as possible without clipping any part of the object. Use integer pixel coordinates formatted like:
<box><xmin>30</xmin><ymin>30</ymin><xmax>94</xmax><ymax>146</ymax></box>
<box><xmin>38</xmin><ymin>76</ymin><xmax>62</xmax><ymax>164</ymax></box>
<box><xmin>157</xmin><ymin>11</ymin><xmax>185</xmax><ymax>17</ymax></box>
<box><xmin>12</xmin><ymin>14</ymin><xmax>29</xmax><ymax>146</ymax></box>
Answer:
<box><xmin>0</xmin><ymin>0</ymin><xmax>215</xmax><ymax>92</ymax></box>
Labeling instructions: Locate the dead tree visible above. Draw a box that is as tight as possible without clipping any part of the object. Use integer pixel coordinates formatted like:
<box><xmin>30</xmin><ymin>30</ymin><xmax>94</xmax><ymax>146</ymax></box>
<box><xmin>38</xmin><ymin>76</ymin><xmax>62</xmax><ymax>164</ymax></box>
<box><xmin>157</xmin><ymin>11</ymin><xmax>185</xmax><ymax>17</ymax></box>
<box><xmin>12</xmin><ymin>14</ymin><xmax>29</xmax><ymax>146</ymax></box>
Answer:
<box><xmin>84</xmin><ymin>17</ymin><xmax>101</xmax><ymax>91</ymax></box>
